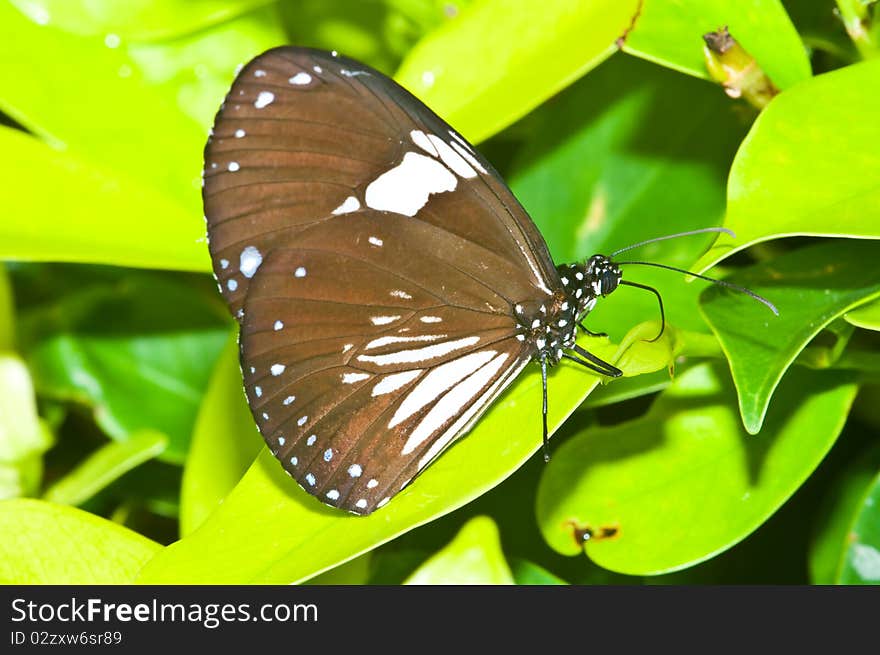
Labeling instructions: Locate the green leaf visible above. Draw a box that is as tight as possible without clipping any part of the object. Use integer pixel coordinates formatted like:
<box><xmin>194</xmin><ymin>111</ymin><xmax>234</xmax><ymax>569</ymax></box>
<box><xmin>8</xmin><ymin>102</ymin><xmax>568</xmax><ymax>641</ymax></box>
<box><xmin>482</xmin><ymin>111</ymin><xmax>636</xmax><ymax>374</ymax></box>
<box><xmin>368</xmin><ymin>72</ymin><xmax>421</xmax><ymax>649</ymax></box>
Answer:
<box><xmin>0</xmin><ymin>498</ymin><xmax>160</xmax><ymax>583</ymax></box>
<box><xmin>508</xmin><ymin>54</ymin><xmax>748</xmax><ymax>337</ymax></box>
<box><xmin>0</xmin><ymin>354</ymin><xmax>52</xmax><ymax>500</ymax></box>
<box><xmin>838</xmin><ymin>471</ymin><xmax>880</xmax><ymax>583</ymax></box>
<box><xmin>509</xmin><ymin>558</ymin><xmax>568</xmax><ymax>585</ymax></box>
<box><xmin>845</xmin><ymin>298</ymin><xmax>880</xmax><ymax>331</ymax></box>
<box><xmin>0</xmin><ymin>4</ymin><xmax>284</xmax><ymax>270</ymax></box>
<box><xmin>536</xmin><ymin>363</ymin><xmax>858</xmax><ymax>575</ymax></box>
<box><xmin>43</xmin><ymin>429</ymin><xmax>168</xmax><ymax>506</ymax></box>
<box><xmin>809</xmin><ymin>444</ymin><xmax>880</xmax><ymax>584</ymax></box>
<box><xmin>0</xmin><ymin>264</ymin><xmax>14</xmax><ymax>350</ymax></box>
<box><xmin>700</xmin><ymin>240</ymin><xmax>880</xmax><ymax>434</ymax></box>
<box><xmin>623</xmin><ymin>0</ymin><xmax>811</xmax><ymax>89</ymax></box>
<box><xmin>0</xmin><ymin>127</ymin><xmax>206</xmax><ymax>272</ymax></box>
<box><xmin>695</xmin><ymin>59</ymin><xmax>880</xmax><ymax>272</ymax></box>
<box><xmin>305</xmin><ymin>552</ymin><xmax>372</xmax><ymax>585</ymax></box>
<box><xmin>180</xmin><ymin>333</ymin><xmax>263</xmax><ymax>536</ymax></box>
<box><xmin>10</xmin><ymin>0</ymin><xmax>274</xmax><ymax>42</ymax></box>
<box><xmin>20</xmin><ymin>269</ymin><xmax>230</xmax><ymax>462</ymax></box>
<box><xmin>404</xmin><ymin>516</ymin><xmax>514</xmax><ymax>584</ymax></box>
<box><xmin>278</xmin><ymin>0</ymin><xmax>466</xmax><ymax>75</ymax></box>
<box><xmin>395</xmin><ymin>0</ymin><xmax>641</xmax><ymax>143</ymax></box>
<box><xmin>137</xmin><ymin>322</ymin><xmax>676</xmax><ymax>584</ymax></box>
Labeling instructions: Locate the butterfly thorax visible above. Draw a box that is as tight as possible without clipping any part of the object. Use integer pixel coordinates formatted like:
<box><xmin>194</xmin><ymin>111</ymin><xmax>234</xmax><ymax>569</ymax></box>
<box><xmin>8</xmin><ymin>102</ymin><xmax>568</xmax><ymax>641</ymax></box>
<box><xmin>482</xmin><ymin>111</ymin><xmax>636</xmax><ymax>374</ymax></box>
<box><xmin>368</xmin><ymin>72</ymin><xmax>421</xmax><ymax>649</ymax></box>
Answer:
<box><xmin>511</xmin><ymin>256</ymin><xmax>623</xmax><ymax>366</ymax></box>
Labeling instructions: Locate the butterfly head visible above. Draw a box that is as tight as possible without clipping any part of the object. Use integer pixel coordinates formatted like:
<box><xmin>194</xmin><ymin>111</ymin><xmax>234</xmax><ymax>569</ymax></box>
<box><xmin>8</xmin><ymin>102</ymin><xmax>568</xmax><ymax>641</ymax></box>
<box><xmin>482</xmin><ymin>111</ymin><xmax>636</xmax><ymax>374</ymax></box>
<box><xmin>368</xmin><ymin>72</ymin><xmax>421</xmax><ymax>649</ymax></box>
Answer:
<box><xmin>584</xmin><ymin>254</ymin><xmax>623</xmax><ymax>298</ymax></box>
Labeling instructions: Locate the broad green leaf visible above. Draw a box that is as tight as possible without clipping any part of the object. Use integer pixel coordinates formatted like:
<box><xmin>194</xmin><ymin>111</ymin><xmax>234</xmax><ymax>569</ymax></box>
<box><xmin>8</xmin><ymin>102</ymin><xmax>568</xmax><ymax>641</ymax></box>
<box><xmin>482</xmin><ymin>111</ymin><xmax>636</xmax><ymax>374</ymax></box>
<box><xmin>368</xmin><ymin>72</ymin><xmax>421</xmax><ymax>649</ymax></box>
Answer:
<box><xmin>180</xmin><ymin>333</ymin><xmax>263</xmax><ymax>536</ymax></box>
<box><xmin>43</xmin><ymin>430</ymin><xmax>168</xmax><ymax>506</ymax></box>
<box><xmin>19</xmin><ymin>268</ymin><xmax>230</xmax><ymax>462</ymax></box>
<box><xmin>838</xmin><ymin>471</ymin><xmax>880</xmax><ymax>583</ymax></box>
<box><xmin>0</xmin><ymin>498</ymin><xmax>160</xmax><ymax>583</ymax></box>
<box><xmin>0</xmin><ymin>4</ymin><xmax>284</xmax><ymax>230</ymax></box>
<box><xmin>510</xmin><ymin>558</ymin><xmax>568</xmax><ymax>585</ymax></box>
<box><xmin>809</xmin><ymin>444</ymin><xmax>880</xmax><ymax>584</ymax></box>
<box><xmin>623</xmin><ymin>0</ymin><xmax>811</xmax><ymax>89</ymax></box>
<box><xmin>845</xmin><ymin>298</ymin><xmax>880</xmax><ymax>331</ymax></box>
<box><xmin>395</xmin><ymin>0</ymin><xmax>641</xmax><ymax>143</ymax></box>
<box><xmin>404</xmin><ymin>516</ymin><xmax>514</xmax><ymax>584</ymax></box>
<box><xmin>0</xmin><ymin>3</ymin><xmax>199</xmax><ymax>203</ymax></box>
<box><xmin>536</xmin><ymin>363</ymin><xmax>857</xmax><ymax>575</ymax></box>
<box><xmin>306</xmin><ymin>553</ymin><xmax>372</xmax><ymax>585</ymax></box>
<box><xmin>695</xmin><ymin>59</ymin><xmax>880</xmax><ymax>272</ymax></box>
<box><xmin>700</xmin><ymin>240</ymin><xmax>880</xmax><ymax>434</ymax></box>
<box><xmin>0</xmin><ymin>265</ymin><xmax>13</xmax><ymax>349</ymax></box>
<box><xmin>509</xmin><ymin>54</ymin><xmax>749</xmax><ymax>337</ymax></box>
<box><xmin>0</xmin><ymin>355</ymin><xmax>52</xmax><ymax>500</ymax></box>
<box><xmin>10</xmin><ymin>0</ymin><xmax>273</xmax><ymax>42</ymax></box>
<box><xmin>0</xmin><ymin>127</ymin><xmax>206</xmax><ymax>272</ymax></box>
<box><xmin>137</xmin><ymin>324</ymin><xmax>676</xmax><ymax>584</ymax></box>
<box><xmin>278</xmin><ymin>0</ymin><xmax>469</xmax><ymax>75</ymax></box>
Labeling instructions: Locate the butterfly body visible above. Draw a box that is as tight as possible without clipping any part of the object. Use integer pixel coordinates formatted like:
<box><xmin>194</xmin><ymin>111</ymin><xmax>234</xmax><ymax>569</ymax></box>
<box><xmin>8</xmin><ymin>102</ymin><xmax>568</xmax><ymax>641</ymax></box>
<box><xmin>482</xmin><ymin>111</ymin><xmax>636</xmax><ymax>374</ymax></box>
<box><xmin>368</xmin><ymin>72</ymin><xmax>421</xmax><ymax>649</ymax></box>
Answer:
<box><xmin>204</xmin><ymin>47</ymin><xmax>626</xmax><ymax>515</ymax></box>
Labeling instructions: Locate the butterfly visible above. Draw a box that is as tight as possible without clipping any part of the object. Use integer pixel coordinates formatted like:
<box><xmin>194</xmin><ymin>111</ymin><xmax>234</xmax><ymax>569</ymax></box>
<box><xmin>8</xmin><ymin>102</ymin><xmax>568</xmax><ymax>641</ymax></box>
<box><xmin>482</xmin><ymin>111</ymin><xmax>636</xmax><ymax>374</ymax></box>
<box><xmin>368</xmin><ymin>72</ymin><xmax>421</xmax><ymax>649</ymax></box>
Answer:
<box><xmin>202</xmin><ymin>47</ymin><xmax>775</xmax><ymax>515</ymax></box>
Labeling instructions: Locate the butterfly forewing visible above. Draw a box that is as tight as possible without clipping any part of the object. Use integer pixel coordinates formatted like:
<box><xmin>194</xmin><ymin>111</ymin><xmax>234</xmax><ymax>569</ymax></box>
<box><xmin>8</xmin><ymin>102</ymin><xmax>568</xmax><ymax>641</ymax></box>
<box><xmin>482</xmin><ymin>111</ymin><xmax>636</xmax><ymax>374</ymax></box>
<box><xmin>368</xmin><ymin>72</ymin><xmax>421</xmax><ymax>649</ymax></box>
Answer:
<box><xmin>204</xmin><ymin>47</ymin><xmax>558</xmax><ymax>513</ymax></box>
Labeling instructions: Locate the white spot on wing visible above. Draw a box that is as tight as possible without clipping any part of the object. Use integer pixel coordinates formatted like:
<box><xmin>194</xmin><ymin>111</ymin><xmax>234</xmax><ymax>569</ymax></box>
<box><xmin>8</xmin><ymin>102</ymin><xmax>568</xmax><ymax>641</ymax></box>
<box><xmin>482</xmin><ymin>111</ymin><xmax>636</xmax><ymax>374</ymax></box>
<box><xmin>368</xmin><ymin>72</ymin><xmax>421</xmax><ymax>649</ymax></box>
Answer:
<box><xmin>411</xmin><ymin>352</ymin><xmax>514</xmax><ymax>463</ymax></box>
<box><xmin>283</xmin><ymin>395</ymin><xmax>295</xmax><ymax>405</ymax></box>
<box><xmin>227</xmin><ymin>279</ymin><xmax>238</xmax><ymax>291</ymax></box>
<box><xmin>357</xmin><ymin>336</ymin><xmax>479</xmax><ymax>366</ymax></box>
<box><xmin>368</xmin><ymin>236</ymin><xmax>383</xmax><ymax>247</ymax></box>
<box><xmin>365</xmin><ymin>335</ymin><xmax>444</xmax><ymax>350</ymax></box>
<box><xmin>427</xmin><ymin>135</ymin><xmax>477</xmax><ymax>178</ymax></box>
<box><xmin>372</xmin><ymin>370</ymin><xmax>422</xmax><ymax>397</ymax></box>
<box><xmin>343</xmin><ymin>372</ymin><xmax>370</xmax><ymax>384</ymax></box>
<box><xmin>410</xmin><ymin>130</ymin><xmax>438</xmax><ymax>156</ymax></box>
<box><xmin>227</xmin><ymin>161</ymin><xmax>240</xmax><ymax>172</ymax></box>
<box><xmin>355</xmin><ymin>499</ymin><xmax>367</xmax><ymax>509</ymax></box>
<box><xmin>234</xmin><ymin>129</ymin><xmax>246</xmax><ymax>138</ymax></box>
<box><xmin>289</xmin><ymin>72</ymin><xmax>312</xmax><ymax>85</ymax></box>
<box><xmin>365</xmin><ymin>152</ymin><xmax>456</xmax><ymax>217</ymax></box>
<box><xmin>367</xmin><ymin>479</ymin><xmax>378</xmax><ymax>489</ymax></box>
<box><xmin>239</xmin><ymin>246</ymin><xmax>262</xmax><ymax>278</ymax></box>
<box><xmin>332</xmin><ymin>195</ymin><xmax>360</xmax><ymax>215</ymax></box>
<box><xmin>370</xmin><ymin>315</ymin><xmax>400</xmax><ymax>326</ymax></box>
<box><xmin>390</xmin><ymin>290</ymin><xmax>412</xmax><ymax>300</ymax></box>
<box><xmin>389</xmin><ymin>349</ymin><xmax>496</xmax><ymax>429</ymax></box>
<box><xmin>271</xmin><ymin>364</ymin><xmax>285</xmax><ymax>376</ymax></box>
<box><xmin>449</xmin><ymin>140</ymin><xmax>487</xmax><ymax>174</ymax></box>
<box><xmin>348</xmin><ymin>464</ymin><xmax>363</xmax><ymax>478</ymax></box>
<box><xmin>254</xmin><ymin>91</ymin><xmax>274</xmax><ymax>108</ymax></box>
<box><xmin>274</xmin><ymin>320</ymin><xmax>284</xmax><ymax>331</ymax></box>
<box><xmin>326</xmin><ymin>489</ymin><xmax>340</xmax><ymax>500</ymax></box>
<box><xmin>294</xmin><ymin>266</ymin><xmax>307</xmax><ymax>278</ymax></box>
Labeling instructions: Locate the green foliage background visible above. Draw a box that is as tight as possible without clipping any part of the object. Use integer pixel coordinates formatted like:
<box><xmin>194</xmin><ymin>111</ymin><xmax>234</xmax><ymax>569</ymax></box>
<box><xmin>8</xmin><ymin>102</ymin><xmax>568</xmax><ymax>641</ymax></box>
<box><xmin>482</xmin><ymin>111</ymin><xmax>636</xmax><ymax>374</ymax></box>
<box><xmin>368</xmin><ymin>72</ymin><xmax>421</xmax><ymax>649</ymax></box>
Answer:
<box><xmin>1</xmin><ymin>0</ymin><xmax>878</xmax><ymax>585</ymax></box>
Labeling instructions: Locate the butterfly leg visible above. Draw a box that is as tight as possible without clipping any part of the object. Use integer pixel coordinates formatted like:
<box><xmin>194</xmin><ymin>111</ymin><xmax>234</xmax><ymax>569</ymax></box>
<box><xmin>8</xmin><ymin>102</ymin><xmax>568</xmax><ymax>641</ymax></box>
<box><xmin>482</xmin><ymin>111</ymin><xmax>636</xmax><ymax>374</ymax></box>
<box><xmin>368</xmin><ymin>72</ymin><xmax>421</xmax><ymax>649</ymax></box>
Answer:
<box><xmin>578</xmin><ymin>321</ymin><xmax>608</xmax><ymax>339</ymax></box>
<box><xmin>541</xmin><ymin>355</ymin><xmax>551</xmax><ymax>463</ymax></box>
<box><xmin>570</xmin><ymin>344</ymin><xmax>623</xmax><ymax>378</ymax></box>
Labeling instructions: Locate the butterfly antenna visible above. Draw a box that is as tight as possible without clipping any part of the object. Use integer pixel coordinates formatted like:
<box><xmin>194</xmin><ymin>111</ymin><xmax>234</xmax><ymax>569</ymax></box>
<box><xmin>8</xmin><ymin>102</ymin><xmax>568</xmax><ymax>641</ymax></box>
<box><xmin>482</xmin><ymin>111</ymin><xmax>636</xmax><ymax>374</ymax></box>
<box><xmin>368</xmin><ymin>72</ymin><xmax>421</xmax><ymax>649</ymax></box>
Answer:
<box><xmin>616</xmin><ymin>261</ymin><xmax>779</xmax><ymax>315</ymax></box>
<box><xmin>610</xmin><ymin>227</ymin><xmax>735</xmax><ymax>258</ymax></box>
